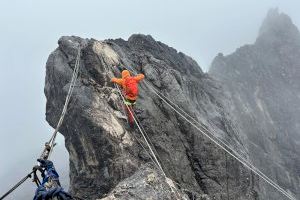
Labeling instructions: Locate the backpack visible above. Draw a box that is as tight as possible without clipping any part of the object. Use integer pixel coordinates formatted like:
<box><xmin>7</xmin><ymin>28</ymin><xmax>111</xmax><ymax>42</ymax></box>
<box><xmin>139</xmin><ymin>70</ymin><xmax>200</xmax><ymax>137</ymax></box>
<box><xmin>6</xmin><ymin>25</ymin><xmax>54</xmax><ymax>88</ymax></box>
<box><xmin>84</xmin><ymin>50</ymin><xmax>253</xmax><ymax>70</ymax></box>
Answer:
<box><xmin>124</xmin><ymin>77</ymin><xmax>138</xmax><ymax>98</ymax></box>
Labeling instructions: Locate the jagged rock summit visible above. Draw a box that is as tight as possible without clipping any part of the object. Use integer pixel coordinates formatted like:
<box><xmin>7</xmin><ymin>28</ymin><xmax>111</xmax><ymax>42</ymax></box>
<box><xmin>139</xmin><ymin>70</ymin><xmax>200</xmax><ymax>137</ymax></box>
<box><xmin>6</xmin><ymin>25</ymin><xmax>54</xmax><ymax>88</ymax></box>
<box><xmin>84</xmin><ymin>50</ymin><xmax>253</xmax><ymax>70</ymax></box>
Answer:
<box><xmin>45</xmin><ymin>34</ymin><xmax>259</xmax><ymax>199</ymax></box>
<box><xmin>210</xmin><ymin>9</ymin><xmax>300</xmax><ymax>199</ymax></box>
<box><xmin>257</xmin><ymin>8</ymin><xmax>300</xmax><ymax>45</ymax></box>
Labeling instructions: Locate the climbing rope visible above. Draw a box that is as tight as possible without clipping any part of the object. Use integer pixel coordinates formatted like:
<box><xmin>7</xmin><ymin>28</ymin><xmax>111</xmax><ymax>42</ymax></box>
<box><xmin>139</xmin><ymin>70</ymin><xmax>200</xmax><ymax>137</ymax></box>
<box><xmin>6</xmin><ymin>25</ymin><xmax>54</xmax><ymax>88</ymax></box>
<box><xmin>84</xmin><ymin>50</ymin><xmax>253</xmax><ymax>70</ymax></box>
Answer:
<box><xmin>97</xmin><ymin>58</ymin><xmax>181</xmax><ymax>198</ymax></box>
<box><xmin>146</xmin><ymin>83</ymin><xmax>296</xmax><ymax>200</ymax></box>
<box><xmin>146</xmin><ymin>83</ymin><xmax>298</xmax><ymax>199</ymax></box>
<box><xmin>0</xmin><ymin>46</ymin><xmax>82</xmax><ymax>200</ymax></box>
<box><xmin>131</xmin><ymin>108</ymin><xmax>165</xmax><ymax>168</ymax></box>
<box><xmin>0</xmin><ymin>172</ymin><xmax>34</xmax><ymax>200</ymax></box>
<box><xmin>114</xmin><ymin>84</ymin><xmax>182</xmax><ymax>199</ymax></box>
<box><xmin>123</xmin><ymin>66</ymin><xmax>296</xmax><ymax>200</ymax></box>
<box><xmin>46</xmin><ymin>46</ymin><xmax>81</xmax><ymax>159</ymax></box>
<box><xmin>115</xmin><ymin>85</ymin><xmax>166</xmax><ymax>175</ymax></box>
<box><xmin>97</xmin><ymin>59</ymin><xmax>162</xmax><ymax>172</ymax></box>
<box><xmin>101</xmin><ymin>61</ymin><xmax>182</xmax><ymax>199</ymax></box>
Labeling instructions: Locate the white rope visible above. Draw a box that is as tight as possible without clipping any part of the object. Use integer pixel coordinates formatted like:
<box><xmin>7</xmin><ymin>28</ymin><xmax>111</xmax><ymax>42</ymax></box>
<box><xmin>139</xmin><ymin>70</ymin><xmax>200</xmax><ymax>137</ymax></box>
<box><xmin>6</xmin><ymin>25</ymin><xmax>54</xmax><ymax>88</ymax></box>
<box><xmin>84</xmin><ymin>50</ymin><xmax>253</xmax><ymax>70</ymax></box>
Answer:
<box><xmin>123</xmin><ymin>66</ymin><xmax>296</xmax><ymax>200</ymax></box>
<box><xmin>98</xmin><ymin>61</ymin><xmax>163</xmax><ymax>172</ymax></box>
<box><xmin>106</xmin><ymin>65</ymin><xmax>165</xmax><ymax>173</ymax></box>
<box><xmin>114</xmin><ymin>84</ymin><xmax>182</xmax><ymax>199</ymax></box>
<box><xmin>144</xmin><ymin>82</ymin><xmax>297</xmax><ymax>200</ymax></box>
<box><xmin>131</xmin><ymin>109</ymin><xmax>164</xmax><ymax>166</ymax></box>
<box><xmin>103</xmin><ymin>62</ymin><xmax>182</xmax><ymax>199</ymax></box>
<box><xmin>115</xmin><ymin>85</ymin><xmax>166</xmax><ymax>176</ymax></box>
<box><xmin>99</xmin><ymin>61</ymin><xmax>164</xmax><ymax>170</ymax></box>
<box><xmin>42</xmin><ymin>46</ymin><xmax>81</xmax><ymax>159</ymax></box>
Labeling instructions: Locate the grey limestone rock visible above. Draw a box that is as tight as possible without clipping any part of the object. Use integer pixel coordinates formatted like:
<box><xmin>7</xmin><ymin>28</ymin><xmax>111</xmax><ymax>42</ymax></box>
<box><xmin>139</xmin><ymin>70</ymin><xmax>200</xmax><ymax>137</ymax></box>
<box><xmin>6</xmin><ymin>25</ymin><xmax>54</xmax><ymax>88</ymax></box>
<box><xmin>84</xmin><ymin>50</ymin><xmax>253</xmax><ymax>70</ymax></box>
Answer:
<box><xmin>45</xmin><ymin>34</ymin><xmax>259</xmax><ymax>199</ymax></box>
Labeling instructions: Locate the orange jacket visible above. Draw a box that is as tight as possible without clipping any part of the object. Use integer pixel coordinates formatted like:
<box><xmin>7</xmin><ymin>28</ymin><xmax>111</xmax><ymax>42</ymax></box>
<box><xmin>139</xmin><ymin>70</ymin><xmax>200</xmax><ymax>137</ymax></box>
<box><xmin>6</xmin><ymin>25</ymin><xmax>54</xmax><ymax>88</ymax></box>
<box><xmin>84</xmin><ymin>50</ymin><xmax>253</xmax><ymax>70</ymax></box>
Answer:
<box><xmin>111</xmin><ymin>70</ymin><xmax>145</xmax><ymax>100</ymax></box>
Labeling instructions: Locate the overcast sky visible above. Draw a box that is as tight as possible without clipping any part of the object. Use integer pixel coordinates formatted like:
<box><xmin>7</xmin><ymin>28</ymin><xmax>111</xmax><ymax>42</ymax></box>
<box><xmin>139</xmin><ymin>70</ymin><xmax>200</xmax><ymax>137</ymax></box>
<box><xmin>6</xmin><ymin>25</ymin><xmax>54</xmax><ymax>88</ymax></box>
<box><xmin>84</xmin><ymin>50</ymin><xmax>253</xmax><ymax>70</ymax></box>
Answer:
<box><xmin>1</xmin><ymin>0</ymin><xmax>300</xmax><ymax>199</ymax></box>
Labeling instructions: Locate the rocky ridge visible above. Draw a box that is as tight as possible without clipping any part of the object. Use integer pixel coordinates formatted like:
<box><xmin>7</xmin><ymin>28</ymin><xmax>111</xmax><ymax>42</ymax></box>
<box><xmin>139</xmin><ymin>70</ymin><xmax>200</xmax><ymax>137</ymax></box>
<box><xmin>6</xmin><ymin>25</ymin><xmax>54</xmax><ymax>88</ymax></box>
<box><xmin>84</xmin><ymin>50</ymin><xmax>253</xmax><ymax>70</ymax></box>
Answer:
<box><xmin>44</xmin><ymin>34</ymin><xmax>259</xmax><ymax>199</ymax></box>
<box><xmin>210</xmin><ymin>9</ymin><xmax>300</xmax><ymax>199</ymax></box>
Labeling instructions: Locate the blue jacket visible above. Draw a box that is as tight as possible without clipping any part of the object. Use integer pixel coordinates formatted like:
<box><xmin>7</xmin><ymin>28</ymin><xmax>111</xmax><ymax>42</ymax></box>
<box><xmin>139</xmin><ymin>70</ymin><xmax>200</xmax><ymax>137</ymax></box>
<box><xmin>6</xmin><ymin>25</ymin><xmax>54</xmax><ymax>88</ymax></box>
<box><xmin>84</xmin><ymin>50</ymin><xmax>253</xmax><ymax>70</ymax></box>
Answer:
<box><xmin>33</xmin><ymin>160</ymin><xmax>72</xmax><ymax>200</ymax></box>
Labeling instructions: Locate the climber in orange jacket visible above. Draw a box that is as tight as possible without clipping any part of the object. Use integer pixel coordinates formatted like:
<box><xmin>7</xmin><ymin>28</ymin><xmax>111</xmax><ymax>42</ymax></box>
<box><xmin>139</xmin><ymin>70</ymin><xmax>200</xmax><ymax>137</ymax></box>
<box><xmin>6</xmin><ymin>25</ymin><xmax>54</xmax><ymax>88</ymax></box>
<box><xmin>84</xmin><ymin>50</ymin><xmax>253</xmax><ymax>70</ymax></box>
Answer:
<box><xmin>111</xmin><ymin>69</ymin><xmax>145</xmax><ymax>105</ymax></box>
<box><xmin>111</xmin><ymin>69</ymin><xmax>144</xmax><ymax>127</ymax></box>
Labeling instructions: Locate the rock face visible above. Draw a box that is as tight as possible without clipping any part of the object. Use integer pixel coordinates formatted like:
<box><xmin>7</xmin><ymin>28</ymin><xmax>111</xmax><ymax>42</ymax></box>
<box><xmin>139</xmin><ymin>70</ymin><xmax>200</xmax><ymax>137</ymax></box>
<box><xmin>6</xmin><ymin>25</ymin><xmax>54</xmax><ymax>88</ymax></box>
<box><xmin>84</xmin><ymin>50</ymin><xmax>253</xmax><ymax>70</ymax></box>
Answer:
<box><xmin>98</xmin><ymin>164</ymin><xmax>190</xmax><ymax>200</ymax></box>
<box><xmin>45</xmin><ymin>35</ymin><xmax>259</xmax><ymax>199</ymax></box>
<box><xmin>210</xmin><ymin>9</ymin><xmax>300</xmax><ymax>199</ymax></box>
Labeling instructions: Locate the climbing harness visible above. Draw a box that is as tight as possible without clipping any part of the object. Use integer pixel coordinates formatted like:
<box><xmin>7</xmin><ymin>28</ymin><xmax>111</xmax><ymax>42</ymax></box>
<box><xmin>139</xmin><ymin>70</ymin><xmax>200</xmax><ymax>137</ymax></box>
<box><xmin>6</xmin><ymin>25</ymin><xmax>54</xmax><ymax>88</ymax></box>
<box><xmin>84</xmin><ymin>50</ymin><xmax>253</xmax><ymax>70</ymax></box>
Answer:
<box><xmin>122</xmin><ymin>65</ymin><xmax>296</xmax><ymax>200</ymax></box>
<box><xmin>124</xmin><ymin>99</ymin><xmax>136</xmax><ymax>106</ymax></box>
<box><xmin>0</xmin><ymin>46</ymin><xmax>82</xmax><ymax>200</ymax></box>
<box><xmin>124</xmin><ymin>99</ymin><xmax>135</xmax><ymax>127</ymax></box>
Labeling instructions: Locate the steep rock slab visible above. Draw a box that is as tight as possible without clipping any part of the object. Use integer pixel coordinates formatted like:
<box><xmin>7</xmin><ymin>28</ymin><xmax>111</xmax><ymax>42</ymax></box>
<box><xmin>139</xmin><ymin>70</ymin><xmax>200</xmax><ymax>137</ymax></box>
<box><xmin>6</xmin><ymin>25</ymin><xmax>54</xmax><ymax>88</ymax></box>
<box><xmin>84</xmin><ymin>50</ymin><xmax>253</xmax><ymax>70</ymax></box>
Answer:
<box><xmin>45</xmin><ymin>35</ymin><xmax>258</xmax><ymax>199</ymax></box>
<box><xmin>98</xmin><ymin>164</ymin><xmax>193</xmax><ymax>200</ymax></box>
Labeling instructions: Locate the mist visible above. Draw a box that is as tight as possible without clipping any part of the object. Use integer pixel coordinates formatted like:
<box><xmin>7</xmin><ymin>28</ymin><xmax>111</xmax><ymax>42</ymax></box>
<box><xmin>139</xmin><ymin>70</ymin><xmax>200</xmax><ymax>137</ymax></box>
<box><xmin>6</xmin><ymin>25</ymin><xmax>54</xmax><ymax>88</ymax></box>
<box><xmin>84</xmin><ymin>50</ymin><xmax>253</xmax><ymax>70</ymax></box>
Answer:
<box><xmin>0</xmin><ymin>0</ymin><xmax>300</xmax><ymax>199</ymax></box>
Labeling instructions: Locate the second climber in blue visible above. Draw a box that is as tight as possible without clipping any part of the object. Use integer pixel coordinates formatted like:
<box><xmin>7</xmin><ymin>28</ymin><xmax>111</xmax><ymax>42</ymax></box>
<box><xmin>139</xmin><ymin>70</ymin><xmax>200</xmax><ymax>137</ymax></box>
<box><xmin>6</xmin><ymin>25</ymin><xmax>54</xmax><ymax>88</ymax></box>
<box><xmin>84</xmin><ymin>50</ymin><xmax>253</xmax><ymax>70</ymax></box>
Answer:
<box><xmin>33</xmin><ymin>159</ymin><xmax>72</xmax><ymax>200</ymax></box>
